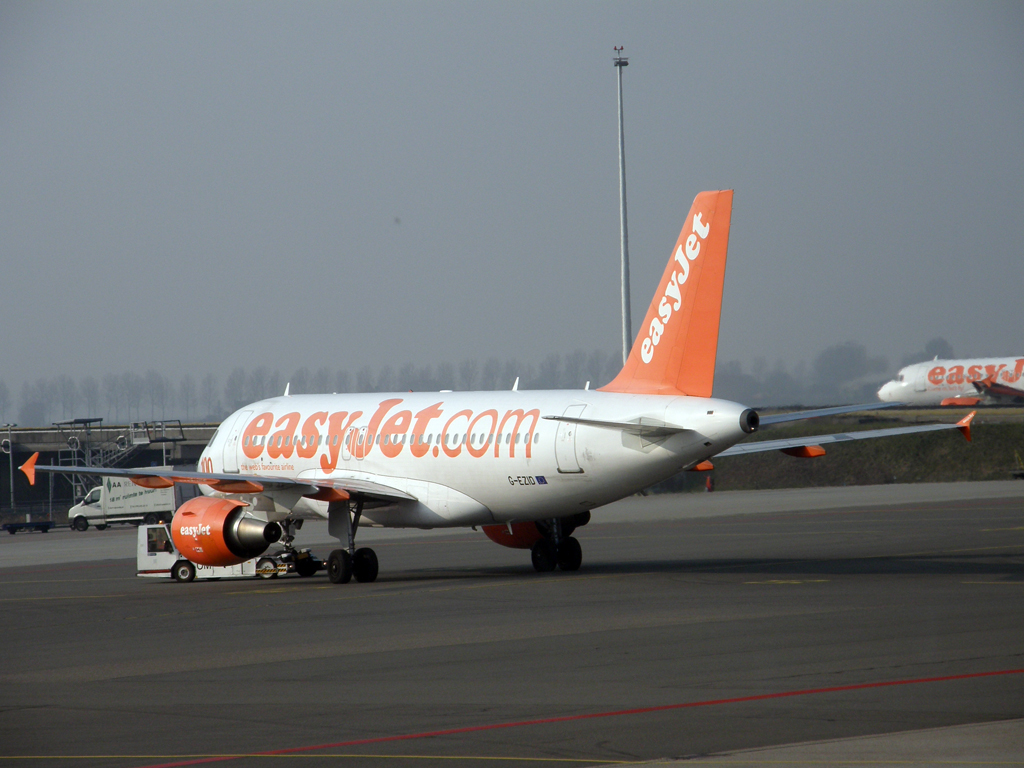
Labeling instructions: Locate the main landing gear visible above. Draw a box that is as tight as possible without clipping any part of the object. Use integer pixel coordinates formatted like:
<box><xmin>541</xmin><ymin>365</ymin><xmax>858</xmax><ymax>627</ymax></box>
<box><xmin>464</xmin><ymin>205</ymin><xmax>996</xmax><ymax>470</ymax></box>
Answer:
<box><xmin>326</xmin><ymin>500</ymin><xmax>378</xmax><ymax>585</ymax></box>
<box><xmin>531</xmin><ymin>515</ymin><xmax>584</xmax><ymax>573</ymax></box>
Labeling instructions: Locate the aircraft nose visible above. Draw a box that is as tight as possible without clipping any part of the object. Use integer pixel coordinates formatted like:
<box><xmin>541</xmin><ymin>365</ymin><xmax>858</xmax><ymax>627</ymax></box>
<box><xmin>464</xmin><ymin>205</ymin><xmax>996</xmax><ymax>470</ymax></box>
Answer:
<box><xmin>877</xmin><ymin>382</ymin><xmax>893</xmax><ymax>401</ymax></box>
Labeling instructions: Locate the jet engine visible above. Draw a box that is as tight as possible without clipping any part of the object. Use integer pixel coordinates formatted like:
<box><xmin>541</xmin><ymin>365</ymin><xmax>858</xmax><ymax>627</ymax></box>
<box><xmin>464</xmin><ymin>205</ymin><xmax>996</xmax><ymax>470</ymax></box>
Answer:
<box><xmin>171</xmin><ymin>497</ymin><xmax>282</xmax><ymax>567</ymax></box>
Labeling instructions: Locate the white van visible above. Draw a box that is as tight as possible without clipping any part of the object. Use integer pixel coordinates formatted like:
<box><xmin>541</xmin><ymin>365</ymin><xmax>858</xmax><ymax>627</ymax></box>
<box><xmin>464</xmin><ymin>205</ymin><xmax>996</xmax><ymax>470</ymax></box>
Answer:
<box><xmin>69</xmin><ymin>475</ymin><xmax>181</xmax><ymax>531</ymax></box>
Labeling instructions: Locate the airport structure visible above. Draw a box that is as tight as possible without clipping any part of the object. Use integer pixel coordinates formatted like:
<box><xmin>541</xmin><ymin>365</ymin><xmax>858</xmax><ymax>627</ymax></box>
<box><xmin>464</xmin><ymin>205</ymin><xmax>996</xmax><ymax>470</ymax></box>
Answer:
<box><xmin>0</xmin><ymin>419</ymin><xmax>216</xmax><ymax>522</ymax></box>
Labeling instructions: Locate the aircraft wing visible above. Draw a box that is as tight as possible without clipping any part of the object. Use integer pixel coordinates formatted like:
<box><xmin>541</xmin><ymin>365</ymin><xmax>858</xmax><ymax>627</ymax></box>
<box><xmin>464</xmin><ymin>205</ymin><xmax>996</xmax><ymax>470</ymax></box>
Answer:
<box><xmin>717</xmin><ymin>412</ymin><xmax>975</xmax><ymax>458</ymax></box>
<box><xmin>758</xmin><ymin>401</ymin><xmax>903</xmax><ymax>425</ymax></box>
<box><xmin>973</xmin><ymin>377</ymin><xmax>1024</xmax><ymax>401</ymax></box>
<box><xmin>18</xmin><ymin>454</ymin><xmax>416</xmax><ymax>503</ymax></box>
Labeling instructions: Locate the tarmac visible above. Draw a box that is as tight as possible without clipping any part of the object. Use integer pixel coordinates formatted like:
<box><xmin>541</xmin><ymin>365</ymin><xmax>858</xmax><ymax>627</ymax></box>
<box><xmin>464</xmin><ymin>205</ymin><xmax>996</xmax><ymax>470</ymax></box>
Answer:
<box><xmin>1</xmin><ymin>481</ymin><xmax>1023</xmax><ymax>767</ymax></box>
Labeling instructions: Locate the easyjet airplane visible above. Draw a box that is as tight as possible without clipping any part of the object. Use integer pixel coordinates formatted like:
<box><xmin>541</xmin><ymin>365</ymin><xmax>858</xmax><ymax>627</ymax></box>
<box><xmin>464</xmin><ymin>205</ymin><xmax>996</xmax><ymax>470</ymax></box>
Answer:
<box><xmin>21</xmin><ymin>191</ymin><xmax>975</xmax><ymax>583</ymax></box>
<box><xmin>878</xmin><ymin>357</ymin><xmax>1024</xmax><ymax>406</ymax></box>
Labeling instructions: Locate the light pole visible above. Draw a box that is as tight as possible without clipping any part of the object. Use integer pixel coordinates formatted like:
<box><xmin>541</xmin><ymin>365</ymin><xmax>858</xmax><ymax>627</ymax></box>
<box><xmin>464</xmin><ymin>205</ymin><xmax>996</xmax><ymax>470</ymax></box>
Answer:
<box><xmin>614</xmin><ymin>46</ymin><xmax>632</xmax><ymax>366</ymax></box>
<box><xmin>2</xmin><ymin>423</ymin><xmax>16</xmax><ymax>517</ymax></box>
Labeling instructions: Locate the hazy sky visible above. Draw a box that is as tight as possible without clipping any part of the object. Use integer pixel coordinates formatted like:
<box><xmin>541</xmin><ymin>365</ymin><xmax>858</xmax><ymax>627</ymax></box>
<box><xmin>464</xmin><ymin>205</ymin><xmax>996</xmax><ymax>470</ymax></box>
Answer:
<box><xmin>2</xmin><ymin>1</ymin><xmax>1022</xmax><ymax>390</ymax></box>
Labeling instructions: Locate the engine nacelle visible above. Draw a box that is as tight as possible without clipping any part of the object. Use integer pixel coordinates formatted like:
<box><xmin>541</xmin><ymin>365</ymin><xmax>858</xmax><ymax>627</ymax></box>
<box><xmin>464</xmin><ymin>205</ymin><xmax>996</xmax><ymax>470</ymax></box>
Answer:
<box><xmin>171</xmin><ymin>496</ymin><xmax>282</xmax><ymax>567</ymax></box>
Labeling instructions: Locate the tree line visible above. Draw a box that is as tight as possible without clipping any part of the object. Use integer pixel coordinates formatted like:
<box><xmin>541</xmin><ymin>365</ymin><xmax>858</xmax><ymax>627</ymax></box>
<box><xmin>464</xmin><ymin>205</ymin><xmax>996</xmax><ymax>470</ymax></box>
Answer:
<box><xmin>0</xmin><ymin>339</ymin><xmax>953</xmax><ymax>427</ymax></box>
<box><xmin>4</xmin><ymin>350</ymin><xmax>625</xmax><ymax>426</ymax></box>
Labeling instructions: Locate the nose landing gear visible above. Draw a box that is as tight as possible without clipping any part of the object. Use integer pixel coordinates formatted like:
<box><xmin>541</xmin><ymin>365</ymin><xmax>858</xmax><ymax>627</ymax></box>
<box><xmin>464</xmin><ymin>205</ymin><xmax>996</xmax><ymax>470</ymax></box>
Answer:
<box><xmin>268</xmin><ymin>518</ymin><xmax>323</xmax><ymax>578</ymax></box>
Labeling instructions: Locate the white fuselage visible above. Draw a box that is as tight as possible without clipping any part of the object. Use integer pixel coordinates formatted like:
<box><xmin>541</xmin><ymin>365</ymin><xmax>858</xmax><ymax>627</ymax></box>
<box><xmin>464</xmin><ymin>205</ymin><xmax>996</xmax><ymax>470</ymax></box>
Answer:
<box><xmin>198</xmin><ymin>390</ymin><xmax>751</xmax><ymax>527</ymax></box>
<box><xmin>878</xmin><ymin>357</ymin><xmax>1024</xmax><ymax>405</ymax></box>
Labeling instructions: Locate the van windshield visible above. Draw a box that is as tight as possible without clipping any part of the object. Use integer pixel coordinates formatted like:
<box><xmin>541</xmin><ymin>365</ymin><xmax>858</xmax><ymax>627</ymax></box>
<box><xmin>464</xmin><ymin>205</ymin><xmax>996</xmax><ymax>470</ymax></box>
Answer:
<box><xmin>147</xmin><ymin>526</ymin><xmax>173</xmax><ymax>554</ymax></box>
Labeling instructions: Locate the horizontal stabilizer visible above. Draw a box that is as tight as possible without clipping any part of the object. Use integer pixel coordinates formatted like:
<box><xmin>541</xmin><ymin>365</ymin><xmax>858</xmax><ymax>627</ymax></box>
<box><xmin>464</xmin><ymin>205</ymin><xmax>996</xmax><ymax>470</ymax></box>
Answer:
<box><xmin>542</xmin><ymin>414</ymin><xmax>692</xmax><ymax>440</ymax></box>
<box><xmin>717</xmin><ymin>412</ymin><xmax>976</xmax><ymax>457</ymax></box>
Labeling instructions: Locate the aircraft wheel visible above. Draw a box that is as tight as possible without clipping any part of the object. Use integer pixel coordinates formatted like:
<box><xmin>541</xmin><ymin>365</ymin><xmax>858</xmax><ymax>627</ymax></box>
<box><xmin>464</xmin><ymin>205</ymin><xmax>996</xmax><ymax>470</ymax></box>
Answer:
<box><xmin>531</xmin><ymin>539</ymin><xmax>557</xmax><ymax>572</ymax></box>
<box><xmin>353</xmin><ymin>548</ymin><xmax>378</xmax><ymax>583</ymax></box>
<box><xmin>172</xmin><ymin>560</ymin><xmax>196</xmax><ymax>583</ymax></box>
<box><xmin>557</xmin><ymin>537</ymin><xmax>582</xmax><ymax>571</ymax></box>
<box><xmin>73</xmin><ymin>517</ymin><xmax>89</xmax><ymax>532</ymax></box>
<box><xmin>327</xmin><ymin>549</ymin><xmax>352</xmax><ymax>584</ymax></box>
<box><xmin>256</xmin><ymin>557</ymin><xmax>278</xmax><ymax>579</ymax></box>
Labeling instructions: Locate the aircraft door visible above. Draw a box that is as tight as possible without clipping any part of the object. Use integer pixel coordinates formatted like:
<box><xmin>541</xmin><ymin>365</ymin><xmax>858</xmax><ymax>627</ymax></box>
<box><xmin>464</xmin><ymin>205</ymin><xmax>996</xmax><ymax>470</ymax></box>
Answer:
<box><xmin>555</xmin><ymin>404</ymin><xmax>586</xmax><ymax>474</ymax></box>
<box><xmin>221</xmin><ymin>410</ymin><xmax>251</xmax><ymax>473</ymax></box>
<box><xmin>354</xmin><ymin>426</ymin><xmax>367</xmax><ymax>461</ymax></box>
<box><xmin>914</xmin><ymin>367</ymin><xmax>927</xmax><ymax>392</ymax></box>
<box><xmin>341</xmin><ymin>427</ymin><xmax>355</xmax><ymax>462</ymax></box>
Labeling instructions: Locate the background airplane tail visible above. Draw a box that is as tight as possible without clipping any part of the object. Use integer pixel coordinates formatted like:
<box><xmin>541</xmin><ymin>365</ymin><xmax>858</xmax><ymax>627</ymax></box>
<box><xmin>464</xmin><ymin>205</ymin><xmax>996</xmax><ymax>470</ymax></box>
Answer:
<box><xmin>600</xmin><ymin>189</ymin><xmax>733</xmax><ymax>397</ymax></box>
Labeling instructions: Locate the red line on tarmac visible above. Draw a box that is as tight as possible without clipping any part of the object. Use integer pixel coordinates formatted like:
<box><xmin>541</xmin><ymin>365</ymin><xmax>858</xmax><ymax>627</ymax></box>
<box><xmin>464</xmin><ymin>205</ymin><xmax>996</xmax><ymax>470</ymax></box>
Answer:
<box><xmin>135</xmin><ymin>667</ymin><xmax>1024</xmax><ymax>768</ymax></box>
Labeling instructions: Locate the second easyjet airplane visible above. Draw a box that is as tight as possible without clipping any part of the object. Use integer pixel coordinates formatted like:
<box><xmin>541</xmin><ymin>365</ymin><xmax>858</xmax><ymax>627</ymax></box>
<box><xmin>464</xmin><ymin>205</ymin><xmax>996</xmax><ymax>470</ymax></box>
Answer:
<box><xmin>21</xmin><ymin>191</ymin><xmax>974</xmax><ymax>583</ymax></box>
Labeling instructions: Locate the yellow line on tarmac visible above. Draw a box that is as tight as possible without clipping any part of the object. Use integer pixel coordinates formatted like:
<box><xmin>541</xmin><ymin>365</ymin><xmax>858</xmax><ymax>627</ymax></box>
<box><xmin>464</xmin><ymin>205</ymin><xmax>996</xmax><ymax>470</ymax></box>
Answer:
<box><xmin>286</xmin><ymin>755</ymin><xmax>627</xmax><ymax>763</ymax></box>
<box><xmin>665</xmin><ymin>761</ymin><xmax>1024</xmax><ymax>765</ymax></box>
<box><xmin>228</xmin><ymin>572</ymin><xmax>620</xmax><ymax>598</ymax></box>
<box><xmin>0</xmin><ymin>593</ymin><xmax>126</xmax><ymax>602</ymax></box>
<box><xmin>425</xmin><ymin>573</ymin><xmax>620</xmax><ymax>594</ymax></box>
<box><xmin>0</xmin><ymin>577</ymin><xmax>130</xmax><ymax>586</ymax></box>
<box><xmin>890</xmin><ymin>544</ymin><xmax>1024</xmax><ymax>558</ymax></box>
<box><xmin>0</xmin><ymin>755</ymin><xmax>626</xmax><ymax>764</ymax></box>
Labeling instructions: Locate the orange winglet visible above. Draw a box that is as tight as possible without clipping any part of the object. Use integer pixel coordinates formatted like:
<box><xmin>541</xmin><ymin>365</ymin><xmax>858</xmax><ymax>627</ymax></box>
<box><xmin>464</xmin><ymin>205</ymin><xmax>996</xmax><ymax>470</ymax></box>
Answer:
<box><xmin>309</xmin><ymin>487</ymin><xmax>351</xmax><ymax>503</ymax></box>
<box><xmin>131</xmin><ymin>475</ymin><xmax>175</xmax><ymax>489</ymax></box>
<box><xmin>957</xmin><ymin>411</ymin><xmax>976</xmax><ymax>442</ymax></box>
<box><xmin>19</xmin><ymin>453</ymin><xmax>38</xmax><ymax>486</ymax></box>
<box><xmin>781</xmin><ymin>445</ymin><xmax>826</xmax><ymax>458</ymax></box>
<box><xmin>940</xmin><ymin>397</ymin><xmax>981</xmax><ymax>406</ymax></box>
<box><xmin>688</xmin><ymin>460</ymin><xmax>714</xmax><ymax>472</ymax></box>
<box><xmin>207</xmin><ymin>479</ymin><xmax>265</xmax><ymax>494</ymax></box>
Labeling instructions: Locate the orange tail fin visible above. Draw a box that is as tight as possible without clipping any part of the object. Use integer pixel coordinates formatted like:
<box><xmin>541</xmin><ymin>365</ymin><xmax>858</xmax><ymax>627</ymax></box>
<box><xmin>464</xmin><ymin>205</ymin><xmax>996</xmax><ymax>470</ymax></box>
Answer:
<box><xmin>600</xmin><ymin>189</ymin><xmax>733</xmax><ymax>397</ymax></box>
